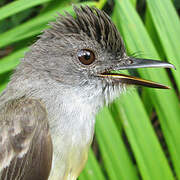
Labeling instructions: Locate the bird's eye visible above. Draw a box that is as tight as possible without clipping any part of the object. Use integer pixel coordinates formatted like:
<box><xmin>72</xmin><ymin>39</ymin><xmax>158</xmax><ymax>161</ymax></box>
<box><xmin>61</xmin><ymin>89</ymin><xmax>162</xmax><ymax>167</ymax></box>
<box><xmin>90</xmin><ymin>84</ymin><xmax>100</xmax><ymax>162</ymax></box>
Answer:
<box><xmin>77</xmin><ymin>49</ymin><xmax>95</xmax><ymax>65</ymax></box>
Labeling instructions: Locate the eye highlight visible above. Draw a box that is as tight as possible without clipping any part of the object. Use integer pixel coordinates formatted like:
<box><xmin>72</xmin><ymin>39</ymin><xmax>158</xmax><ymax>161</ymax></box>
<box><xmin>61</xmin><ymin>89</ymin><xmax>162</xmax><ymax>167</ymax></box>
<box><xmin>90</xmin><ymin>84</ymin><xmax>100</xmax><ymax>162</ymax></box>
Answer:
<box><xmin>77</xmin><ymin>49</ymin><xmax>95</xmax><ymax>65</ymax></box>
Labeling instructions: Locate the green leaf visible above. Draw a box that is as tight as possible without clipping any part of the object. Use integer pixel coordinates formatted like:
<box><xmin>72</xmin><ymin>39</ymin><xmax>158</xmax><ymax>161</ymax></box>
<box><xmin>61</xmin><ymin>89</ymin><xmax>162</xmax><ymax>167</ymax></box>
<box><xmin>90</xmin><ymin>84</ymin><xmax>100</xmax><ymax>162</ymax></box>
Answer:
<box><xmin>130</xmin><ymin>0</ymin><xmax>137</xmax><ymax>7</ymax></box>
<box><xmin>0</xmin><ymin>1</ymin><xmax>179</xmax><ymax>179</ymax></box>
<box><xmin>113</xmin><ymin>0</ymin><xmax>180</xmax><ymax>178</ymax></box>
<box><xmin>0</xmin><ymin>1</ymin><xmax>97</xmax><ymax>48</ymax></box>
<box><xmin>0</xmin><ymin>0</ymin><xmax>51</xmax><ymax>21</ymax></box>
<box><xmin>79</xmin><ymin>149</ymin><xmax>106</xmax><ymax>180</ymax></box>
<box><xmin>145</xmin><ymin>9</ymin><xmax>165</xmax><ymax>60</ymax></box>
<box><xmin>146</xmin><ymin>0</ymin><xmax>180</xmax><ymax>91</ymax></box>
<box><xmin>95</xmin><ymin>107</ymin><xmax>139</xmax><ymax>180</ymax></box>
<box><xmin>0</xmin><ymin>47</ymin><xmax>28</xmax><ymax>74</ymax></box>
<box><xmin>0</xmin><ymin>71</ymin><xmax>12</xmax><ymax>92</ymax></box>
<box><xmin>114</xmin><ymin>92</ymin><xmax>174</xmax><ymax>180</ymax></box>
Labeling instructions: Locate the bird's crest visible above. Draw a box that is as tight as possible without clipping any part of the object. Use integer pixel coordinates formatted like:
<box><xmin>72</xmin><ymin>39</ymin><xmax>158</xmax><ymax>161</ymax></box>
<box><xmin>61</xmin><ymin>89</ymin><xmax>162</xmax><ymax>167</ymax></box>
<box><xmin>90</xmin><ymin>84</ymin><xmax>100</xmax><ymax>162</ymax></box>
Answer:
<box><xmin>44</xmin><ymin>6</ymin><xmax>125</xmax><ymax>56</ymax></box>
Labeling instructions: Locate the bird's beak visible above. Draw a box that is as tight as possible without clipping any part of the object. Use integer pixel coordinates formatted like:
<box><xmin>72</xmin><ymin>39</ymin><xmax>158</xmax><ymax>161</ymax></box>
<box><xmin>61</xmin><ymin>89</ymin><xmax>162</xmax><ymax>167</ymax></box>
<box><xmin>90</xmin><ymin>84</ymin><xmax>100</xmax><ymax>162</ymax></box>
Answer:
<box><xmin>99</xmin><ymin>57</ymin><xmax>175</xmax><ymax>89</ymax></box>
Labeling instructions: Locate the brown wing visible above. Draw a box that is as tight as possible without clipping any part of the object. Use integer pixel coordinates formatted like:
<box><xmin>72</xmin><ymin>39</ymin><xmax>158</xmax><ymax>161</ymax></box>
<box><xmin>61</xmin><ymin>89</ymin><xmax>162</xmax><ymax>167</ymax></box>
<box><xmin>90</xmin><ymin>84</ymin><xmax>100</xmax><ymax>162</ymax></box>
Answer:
<box><xmin>0</xmin><ymin>98</ymin><xmax>53</xmax><ymax>180</ymax></box>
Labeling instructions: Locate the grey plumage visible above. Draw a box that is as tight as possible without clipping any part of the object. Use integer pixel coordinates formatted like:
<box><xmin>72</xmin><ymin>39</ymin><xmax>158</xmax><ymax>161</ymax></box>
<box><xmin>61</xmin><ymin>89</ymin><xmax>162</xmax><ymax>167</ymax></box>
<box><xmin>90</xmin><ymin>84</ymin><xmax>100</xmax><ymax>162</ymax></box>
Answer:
<box><xmin>0</xmin><ymin>5</ymin><xmax>174</xmax><ymax>180</ymax></box>
<box><xmin>0</xmin><ymin>98</ymin><xmax>52</xmax><ymax>180</ymax></box>
<box><xmin>44</xmin><ymin>6</ymin><xmax>125</xmax><ymax>55</ymax></box>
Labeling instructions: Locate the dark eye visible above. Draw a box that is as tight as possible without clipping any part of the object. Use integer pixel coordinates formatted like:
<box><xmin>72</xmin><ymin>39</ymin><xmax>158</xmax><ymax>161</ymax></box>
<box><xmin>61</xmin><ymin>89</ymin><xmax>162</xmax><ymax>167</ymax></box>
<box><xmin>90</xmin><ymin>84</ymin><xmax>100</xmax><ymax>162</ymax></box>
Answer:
<box><xmin>77</xmin><ymin>49</ymin><xmax>95</xmax><ymax>65</ymax></box>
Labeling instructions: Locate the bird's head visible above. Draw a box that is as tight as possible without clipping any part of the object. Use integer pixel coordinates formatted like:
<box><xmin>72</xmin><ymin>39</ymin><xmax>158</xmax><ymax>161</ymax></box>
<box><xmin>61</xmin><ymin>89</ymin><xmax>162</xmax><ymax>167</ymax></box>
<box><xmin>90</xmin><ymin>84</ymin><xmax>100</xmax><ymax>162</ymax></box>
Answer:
<box><xmin>23</xmin><ymin>6</ymin><xmax>174</xmax><ymax>104</ymax></box>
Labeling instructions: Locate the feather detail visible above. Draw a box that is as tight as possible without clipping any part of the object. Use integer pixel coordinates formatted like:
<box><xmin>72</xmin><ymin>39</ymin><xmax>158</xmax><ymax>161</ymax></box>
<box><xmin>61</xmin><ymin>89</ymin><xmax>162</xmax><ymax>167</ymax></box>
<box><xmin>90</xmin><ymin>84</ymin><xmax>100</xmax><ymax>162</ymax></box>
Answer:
<box><xmin>42</xmin><ymin>6</ymin><xmax>125</xmax><ymax>56</ymax></box>
<box><xmin>0</xmin><ymin>98</ymin><xmax>52</xmax><ymax>180</ymax></box>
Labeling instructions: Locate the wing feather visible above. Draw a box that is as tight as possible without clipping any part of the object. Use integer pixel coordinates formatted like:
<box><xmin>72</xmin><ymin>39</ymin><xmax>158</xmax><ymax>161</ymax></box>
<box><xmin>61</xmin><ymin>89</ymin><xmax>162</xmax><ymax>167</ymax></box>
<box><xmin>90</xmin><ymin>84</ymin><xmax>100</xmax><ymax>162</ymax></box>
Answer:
<box><xmin>0</xmin><ymin>98</ymin><xmax>53</xmax><ymax>180</ymax></box>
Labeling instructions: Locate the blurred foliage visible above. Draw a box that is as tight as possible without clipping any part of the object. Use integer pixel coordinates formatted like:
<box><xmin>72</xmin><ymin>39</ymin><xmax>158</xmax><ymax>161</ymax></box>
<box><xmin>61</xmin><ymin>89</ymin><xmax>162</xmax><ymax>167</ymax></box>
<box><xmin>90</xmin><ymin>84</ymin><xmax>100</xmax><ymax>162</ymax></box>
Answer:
<box><xmin>0</xmin><ymin>0</ymin><xmax>180</xmax><ymax>179</ymax></box>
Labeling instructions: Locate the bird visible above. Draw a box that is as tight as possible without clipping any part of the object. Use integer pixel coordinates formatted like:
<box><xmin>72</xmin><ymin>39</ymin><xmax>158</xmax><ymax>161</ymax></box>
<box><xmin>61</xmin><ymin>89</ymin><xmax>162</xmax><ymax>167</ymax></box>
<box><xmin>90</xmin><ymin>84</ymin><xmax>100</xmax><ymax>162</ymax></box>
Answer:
<box><xmin>0</xmin><ymin>5</ymin><xmax>175</xmax><ymax>180</ymax></box>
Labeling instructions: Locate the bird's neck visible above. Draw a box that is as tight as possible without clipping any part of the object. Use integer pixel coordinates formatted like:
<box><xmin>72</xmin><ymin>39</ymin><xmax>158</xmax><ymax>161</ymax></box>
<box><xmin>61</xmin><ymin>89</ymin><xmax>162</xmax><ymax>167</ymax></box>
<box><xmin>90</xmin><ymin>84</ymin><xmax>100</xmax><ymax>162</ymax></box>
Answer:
<box><xmin>37</xmin><ymin>84</ymin><xmax>98</xmax><ymax>179</ymax></box>
<box><xmin>19</xmin><ymin>79</ymin><xmax>99</xmax><ymax>145</ymax></box>
<box><xmin>43</xmin><ymin>86</ymin><xmax>97</xmax><ymax>143</ymax></box>
<box><xmin>3</xmin><ymin>73</ymin><xmax>98</xmax><ymax>180</ymax></box>
<box><xmin>5</xmin><ymin>65</ymin><xmax>100</xmax><ymax>141</ymax></box>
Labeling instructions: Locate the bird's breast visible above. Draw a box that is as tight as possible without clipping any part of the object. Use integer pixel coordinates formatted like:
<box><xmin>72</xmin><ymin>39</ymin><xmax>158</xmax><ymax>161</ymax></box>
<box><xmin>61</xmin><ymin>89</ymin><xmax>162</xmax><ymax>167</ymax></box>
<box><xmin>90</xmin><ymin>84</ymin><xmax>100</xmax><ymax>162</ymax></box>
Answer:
<box><xmin>47</xmin><ymin>98</ymin><xmax>96</xmax><ymax>180</ymax></box>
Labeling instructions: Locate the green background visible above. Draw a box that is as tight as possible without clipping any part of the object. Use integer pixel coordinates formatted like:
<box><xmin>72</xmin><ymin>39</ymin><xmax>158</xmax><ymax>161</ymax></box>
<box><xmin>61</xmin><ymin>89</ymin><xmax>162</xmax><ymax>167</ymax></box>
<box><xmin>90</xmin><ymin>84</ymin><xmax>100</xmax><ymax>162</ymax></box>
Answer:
<box><xmin>0</xmin><ymin>0</ymin><xmax>180</xmax><ymax>179</ymax></box>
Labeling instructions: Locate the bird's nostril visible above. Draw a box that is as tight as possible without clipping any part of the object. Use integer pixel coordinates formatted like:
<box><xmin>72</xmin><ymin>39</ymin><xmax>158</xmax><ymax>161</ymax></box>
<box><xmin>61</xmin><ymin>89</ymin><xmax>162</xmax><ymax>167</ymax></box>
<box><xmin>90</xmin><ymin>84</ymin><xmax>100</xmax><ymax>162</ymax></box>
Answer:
<box><xmin>128</xmin><ymin>59</ymin><xmax>133</xmax><ymax>64</ymax></box>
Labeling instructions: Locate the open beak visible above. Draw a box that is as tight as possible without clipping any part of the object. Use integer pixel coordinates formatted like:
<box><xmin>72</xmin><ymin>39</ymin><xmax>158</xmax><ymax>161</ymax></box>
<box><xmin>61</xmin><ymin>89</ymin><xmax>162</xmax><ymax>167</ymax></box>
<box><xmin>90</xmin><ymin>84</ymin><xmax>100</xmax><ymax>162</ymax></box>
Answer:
<box><xmin>99</xmin><ymin>57</ymin><xmax>175</xmax><ymax>89</ymax></box>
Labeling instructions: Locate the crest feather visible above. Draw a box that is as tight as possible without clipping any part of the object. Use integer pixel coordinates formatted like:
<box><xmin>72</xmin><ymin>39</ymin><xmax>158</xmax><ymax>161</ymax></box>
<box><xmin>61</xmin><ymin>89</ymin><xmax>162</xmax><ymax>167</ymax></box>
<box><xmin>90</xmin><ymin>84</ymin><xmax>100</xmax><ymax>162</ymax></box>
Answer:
<box><xmin>44</xmin><ymin>6</ymin><xmax>125</xmax><ymax>55</ymax></box>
